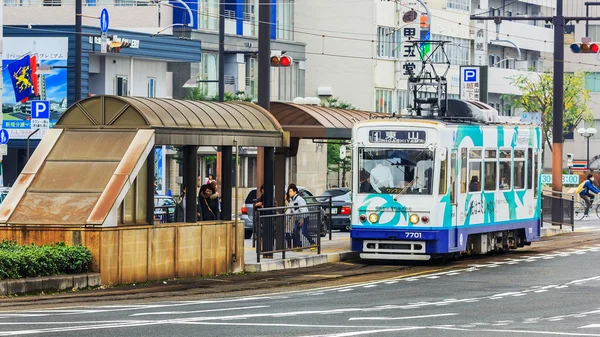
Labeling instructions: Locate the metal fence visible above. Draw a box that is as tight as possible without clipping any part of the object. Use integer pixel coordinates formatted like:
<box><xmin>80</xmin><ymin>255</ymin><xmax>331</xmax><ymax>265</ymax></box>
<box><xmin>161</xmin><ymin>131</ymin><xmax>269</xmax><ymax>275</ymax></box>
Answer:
<box><xmin>154</xmin><ymin>206</ymin><xmax>176</xmax><ymax>224</ymax></box>
<box><xmin>254</xmin><ymin>201</ymin><xmax>330</xmax><ymax>262</ymax></box>
<box><xmin>541</xmin><ymin>191</ymin><xmax>575</xmax><ymax>230</ymax></box>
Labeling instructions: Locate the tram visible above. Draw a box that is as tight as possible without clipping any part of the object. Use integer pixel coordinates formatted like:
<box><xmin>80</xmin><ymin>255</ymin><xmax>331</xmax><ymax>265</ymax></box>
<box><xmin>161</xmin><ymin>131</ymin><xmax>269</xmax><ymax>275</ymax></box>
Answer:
<box><xmin>350</xmin><ymin>100</ymin><xmax>542</xmax><ymax>260</ymax></box>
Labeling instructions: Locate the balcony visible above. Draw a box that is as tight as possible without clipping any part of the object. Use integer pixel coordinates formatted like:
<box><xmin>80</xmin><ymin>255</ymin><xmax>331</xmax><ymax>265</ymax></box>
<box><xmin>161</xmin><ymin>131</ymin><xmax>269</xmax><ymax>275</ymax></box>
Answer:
<box><xmin>485</xmin><ymin>20</ymin><xmax>553</xmax><ymax>54</ymax></box>
<box><xmin>4</xmin><ymin>0</ymin><xmax>169</xmax><ymax>28</ymax></box>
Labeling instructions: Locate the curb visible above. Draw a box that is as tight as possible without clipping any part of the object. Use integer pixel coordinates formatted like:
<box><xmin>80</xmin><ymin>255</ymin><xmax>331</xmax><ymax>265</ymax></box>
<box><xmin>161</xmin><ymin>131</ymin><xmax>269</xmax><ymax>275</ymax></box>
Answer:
<box><xmin>542</xmin><ymin>227</ymin><xmax>574</xmax><ymax>237</ymax></box>
<box><xmin>244</xmin><ymin>251</ymin><xmax>360</xmax><ymax>273</ymax></box>
<box><xmin>0</xmin><ymin>273</ymin><xmax>101</xmax><ymax>297</ymax></box>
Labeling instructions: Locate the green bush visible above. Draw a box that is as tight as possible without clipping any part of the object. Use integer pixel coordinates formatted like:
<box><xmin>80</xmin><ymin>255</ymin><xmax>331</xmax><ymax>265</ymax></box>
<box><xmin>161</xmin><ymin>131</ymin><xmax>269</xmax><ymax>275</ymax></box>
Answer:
<box><xmin>0</xmin><ymin>241</ymin><xmax>92</xmax><ymax>280</ymax></box>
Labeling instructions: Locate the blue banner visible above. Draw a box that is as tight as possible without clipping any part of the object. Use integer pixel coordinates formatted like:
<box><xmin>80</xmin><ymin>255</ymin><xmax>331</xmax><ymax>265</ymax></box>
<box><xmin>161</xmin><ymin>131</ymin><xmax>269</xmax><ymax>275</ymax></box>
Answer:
<box><xmin>7</xmin><ymin>55</ymin><xmax>33</xmax><ymax>103</ymax></box>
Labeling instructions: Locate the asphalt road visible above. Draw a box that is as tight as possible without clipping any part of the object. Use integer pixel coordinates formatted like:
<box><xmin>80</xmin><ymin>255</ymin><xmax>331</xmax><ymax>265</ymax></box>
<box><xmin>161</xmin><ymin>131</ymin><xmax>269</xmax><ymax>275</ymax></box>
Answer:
<box><xmin>3</xmin><ymin>241</ymin><xmax>600</xmax><ymax>336</ymax></box>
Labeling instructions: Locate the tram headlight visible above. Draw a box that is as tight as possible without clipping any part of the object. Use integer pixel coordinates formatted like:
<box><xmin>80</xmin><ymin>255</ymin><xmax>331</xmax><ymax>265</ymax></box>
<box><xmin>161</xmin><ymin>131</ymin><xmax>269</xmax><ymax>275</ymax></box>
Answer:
<box><xmin>368</xmin><ymin>213</ymin><xmax>379</xmax><ymax>223</ymax></box>
<box><xmin>409</xmin><ymin>214</ymin><xmax>420</xmax><ymax>224</ymax></box>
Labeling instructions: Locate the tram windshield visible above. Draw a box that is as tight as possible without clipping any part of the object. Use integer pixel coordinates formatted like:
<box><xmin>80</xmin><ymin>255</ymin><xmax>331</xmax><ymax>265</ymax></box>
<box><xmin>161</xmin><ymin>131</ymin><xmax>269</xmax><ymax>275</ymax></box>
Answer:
<box><xmin>358</xmin><ymin>147</ymin><xmax>434</xmax><ymax>195</ymax></box>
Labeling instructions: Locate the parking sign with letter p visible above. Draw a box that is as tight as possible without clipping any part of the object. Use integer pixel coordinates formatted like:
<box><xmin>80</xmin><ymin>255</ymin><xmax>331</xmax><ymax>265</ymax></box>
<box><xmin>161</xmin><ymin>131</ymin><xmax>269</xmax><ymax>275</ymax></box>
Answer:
<box><xmin>32</xmin><ymin>100</ymin><xmax>50</xmax><ymax>119</ymax></box>
<box><xmin>462</xmin><ymin>67</ymin><xmax>478</xmax><ymax>83</ymax></box>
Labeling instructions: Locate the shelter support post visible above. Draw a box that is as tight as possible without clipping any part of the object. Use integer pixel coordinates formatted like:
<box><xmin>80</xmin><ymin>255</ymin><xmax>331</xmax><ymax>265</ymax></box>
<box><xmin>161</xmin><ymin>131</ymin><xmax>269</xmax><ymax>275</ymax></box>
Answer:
<box><xmin>216</xmin><ymin>147</ymin><xmax>222</xmax><ymax>192</ymax></box>
<box><xmin>147</xmin><ymin>148</ymin><xmax>155</xmax><ymax>225</ymax></box>
<box><xmin>183</xmin><ymin>145</ymin><xmax>198</xmax><ymax>223</ymax></box>
<box><xmin>275</xmin><ymin>148</ymin><xmax>286</xmax><ymax>207</ymax></box>
<box><xmin>256</xmin><ymin>147</ymin><xmax>264</xmax><ymax>198</ymax></box>
<box><xmin>221</xmin><ymin>146</ymin><xmax>233</xmax><ymax>220</ymax></box>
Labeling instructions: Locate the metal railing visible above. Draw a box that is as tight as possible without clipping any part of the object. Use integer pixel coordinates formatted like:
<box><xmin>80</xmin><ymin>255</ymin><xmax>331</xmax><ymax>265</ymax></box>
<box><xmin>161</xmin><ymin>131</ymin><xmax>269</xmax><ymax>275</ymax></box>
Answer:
<box><xmin>4</xmin><ymin>0</ymin><xmax>158</xmax><ymax>6</ymax></box>
<box><xmin>254</xmin><ymin>198</ymin><xmax>331</xmax><ymax>262</ymax></box>
<box><xmin>154</xmin><ymin>206</ymin><xmax>176</xmax><ymax>224</ymax></box>
<box><xmin>541</xmin><ymin>191</ymin><xmax>575</xmax><ymax>230</ymax></box>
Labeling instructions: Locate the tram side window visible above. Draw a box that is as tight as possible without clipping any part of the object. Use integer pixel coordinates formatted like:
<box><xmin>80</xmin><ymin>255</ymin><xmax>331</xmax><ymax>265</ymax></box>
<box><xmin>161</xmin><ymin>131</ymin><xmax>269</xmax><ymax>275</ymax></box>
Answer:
<box><xmin>484</xmin><ymin>149</ymin><xmax>497</xmax><ymax>191</ymax></box>
<box><xmin>460</xmin><ymin>148</ymin><xmax>467</xmax><ymax>193</ymax></box>
<box><xmin>534</xmin><ymin>152</ymin><xmax>539</xmax><ymax>197</ymax></box>
<box><xmin>499</xmin><ymin>149</ymin><xmax>512</xmax><ymax>190</ymax></box>
<box><xmin>527</xmin><ymin>149</ymin><xmax>533</xmax><ymax>190</ymax></box>
<box><xmin>439</xmin><ymin>149</ymin><xmax>447</xmax><ymax>194</ymax></box>
<box><xmin>469</xmin><ymin>162</ymin><xmax>482</xmax><ymax>192</ymax></box>
<box><xmin>451</xmin><ymin>152</ymin><xmax>457</xmax><ymax>203</ymax></box>
<box><xmin>514</xmin><ymin>149</ymin><xmax>526</xmax><ymax>189</ymax></box>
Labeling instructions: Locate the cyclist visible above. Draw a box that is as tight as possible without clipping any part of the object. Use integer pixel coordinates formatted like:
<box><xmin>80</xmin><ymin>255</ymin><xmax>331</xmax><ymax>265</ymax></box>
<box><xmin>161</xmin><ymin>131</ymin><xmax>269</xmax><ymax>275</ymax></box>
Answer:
<box><xmin>580</xmin><ymin>173</ymin><xmax>600</xmax><ymax>219</ymax></box>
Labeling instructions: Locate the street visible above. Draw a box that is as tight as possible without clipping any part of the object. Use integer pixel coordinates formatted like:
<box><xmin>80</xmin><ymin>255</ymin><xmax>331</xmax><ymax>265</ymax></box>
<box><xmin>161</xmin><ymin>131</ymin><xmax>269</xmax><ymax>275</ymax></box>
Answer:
<box><xmin>2</xmin><ymin>232</ymin><xmax>600</xmax><ymax>336</ymax></box>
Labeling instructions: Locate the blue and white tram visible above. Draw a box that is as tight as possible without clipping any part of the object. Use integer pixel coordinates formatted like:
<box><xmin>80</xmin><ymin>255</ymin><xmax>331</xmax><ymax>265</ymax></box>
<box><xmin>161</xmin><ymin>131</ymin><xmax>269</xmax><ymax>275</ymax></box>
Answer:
<box><xmin>350</xmin><ymin>117</ymin><xmax>542</xmax><ymax>260</ymax></box>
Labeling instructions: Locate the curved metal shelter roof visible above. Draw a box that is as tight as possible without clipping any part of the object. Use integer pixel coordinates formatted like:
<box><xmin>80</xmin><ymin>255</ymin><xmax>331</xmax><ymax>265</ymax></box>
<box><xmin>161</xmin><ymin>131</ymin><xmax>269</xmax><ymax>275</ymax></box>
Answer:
<box><xmin>269</xmin><ymin>102</ymin><xmax>384</xmax><ymax>139</ymax></box>
<box><xmin>56</xmin><ymin>95</ymin><xmax>288</xmax><ymax>147</ymax></box>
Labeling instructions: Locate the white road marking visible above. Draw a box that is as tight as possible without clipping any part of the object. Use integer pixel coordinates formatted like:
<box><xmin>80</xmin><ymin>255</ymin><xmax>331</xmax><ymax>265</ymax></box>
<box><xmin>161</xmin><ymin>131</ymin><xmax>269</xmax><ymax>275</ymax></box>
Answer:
<box><xmin>129</xmin><ymin>305</ymin><xmax>269</xmax><ymax>316</ymax></box>
<box><xmin>348</xmin><ymin>313</ymin><xmax>458</xmax><ymax>321</ymax></box>
<box><xmin>297</xmin><ymin>327</ymin><xmax>424</xmax><ymax>337</ymax></box>
<box><xmin>432</xmin><ymin>326</ymin><xmax>600</xmax><ymax>336</ymax></box>
<box><xmin>580</xmin><ymin>324</ymin><xmax>600</xmax><ymax>329</ymax></box>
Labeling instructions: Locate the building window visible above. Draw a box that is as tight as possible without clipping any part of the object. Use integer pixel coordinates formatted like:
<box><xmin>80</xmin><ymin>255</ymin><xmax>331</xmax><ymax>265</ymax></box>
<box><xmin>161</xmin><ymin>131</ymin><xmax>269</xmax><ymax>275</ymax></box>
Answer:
<box><xmin>199</xmin><ymin>0</ymin><xmax>218</xmax><ymax>30</ymax></box>
<box><xmin>245</xmin><ymin>56</ymin><xmax>258</xmax><ymax>98</ymax></box>
<box><xmin>198</xmin><ymin>52</ymin><xmax>219</xmax><ymax>97</ymax></box>
<box><xmin>585</xmin><ymin>73</ymin><xmax>600</xmax><ymax>92</ymax></box>
<box><xmin>277</xmin><ymin>0</ymin><xmax>294</xmax><ymax>40</ymax></box>
<box><xmin>447</xmin><ymin>0</ymin><xmax>469</xmax><ymax>11</ymax></box>
<box><xmin>278</xmin><ymin>62</ymin><xmax>300</xmax><ymax>101</ymax></box>
<box><xmin>588</xmin><ymin>25</ymin><xmax>600</xmax><ymax>41</ymax></box>
<box><xmin>396</xmin><ymin>90</ymin><xmax>409</xmax><ymax>112</ymax></box>
<box><xmin>431</xmin><ymin>35</ymin><xmax>469</xmax><ymax>65</ymax></box>
<box><xmin>375</xmin><ymin>88</ymin><xmax>394</xmax><ymax>113</ymax></box>
<box><xmin>148</xmin><ymin>78</ymin><xmax>156</xmax><ymax>98</ymax></box>
<box><xmin>377</xmin><ymin>26</ymin><xmax>401</xmax><ymax>59</ymax></box>
<box><xmin>115</xmin><ymin>75</ymin><xmax>128</xmax><ymax>96</ymax></box>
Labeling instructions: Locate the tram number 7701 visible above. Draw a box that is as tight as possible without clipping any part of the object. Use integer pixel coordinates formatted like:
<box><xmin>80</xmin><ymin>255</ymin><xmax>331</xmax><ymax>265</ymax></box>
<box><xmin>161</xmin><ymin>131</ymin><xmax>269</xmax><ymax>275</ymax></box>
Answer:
<box><xmin>405</xmin><ymin>232</ymin><xmax>422</xmax><ymax>239</ymax></box>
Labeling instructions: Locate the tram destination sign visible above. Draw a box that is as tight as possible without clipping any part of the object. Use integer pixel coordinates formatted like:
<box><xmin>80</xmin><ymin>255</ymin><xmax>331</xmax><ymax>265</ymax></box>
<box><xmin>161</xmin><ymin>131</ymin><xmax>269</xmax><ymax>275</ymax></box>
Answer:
<box><xmin>369</xmin><ymin>130</ymin><xmax>426</xmax><ymax>144</ymax></box>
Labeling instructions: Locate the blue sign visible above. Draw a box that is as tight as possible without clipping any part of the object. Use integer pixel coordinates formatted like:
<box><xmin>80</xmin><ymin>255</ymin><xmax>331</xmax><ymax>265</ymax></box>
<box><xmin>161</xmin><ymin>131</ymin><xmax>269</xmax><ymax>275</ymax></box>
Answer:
<box><xmin>31</xmin><ymin>100</ymin><xmax>50</xmax><ymax>119</ymax></box>
<box><xmin>0</xmin><ymin>130</ymin><xmax>9</xmax><ymax>145</ymax></box>
<box><xmin>462</xmin><ymin>67</ymin><xmax>478</xmax><ymax>83</ymax></box>
<box><xmin>369</xmin><ymin>130</ymin><xmax>426</xmax><ymax>144</ymax></box>
<box><xmin>100</xmin><ymin>8</ymin><xmax>110</xmax><ymax>33</ymax></box>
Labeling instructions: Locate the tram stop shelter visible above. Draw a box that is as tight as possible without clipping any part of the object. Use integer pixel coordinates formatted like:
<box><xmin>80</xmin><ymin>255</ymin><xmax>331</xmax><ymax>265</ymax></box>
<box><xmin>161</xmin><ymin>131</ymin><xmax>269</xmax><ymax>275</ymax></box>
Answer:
<box><xmin>0</xmin><ymin>95</ymin><xmax>288</xmax><ymax>285</ymax></box>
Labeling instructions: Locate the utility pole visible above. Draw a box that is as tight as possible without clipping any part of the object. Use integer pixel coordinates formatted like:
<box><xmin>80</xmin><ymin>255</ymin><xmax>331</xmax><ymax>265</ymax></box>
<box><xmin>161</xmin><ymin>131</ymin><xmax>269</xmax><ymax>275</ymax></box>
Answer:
<box><xmin>470</xmin><ymin>1</ymin><xmax>598</xmax><ymax>224</ymax></box>
<box><xmin>75</xmin><ymin>0</ymin><xmax>82</xmax><ymax>103</ymax></box>
<box><xmin>218</xmin><ymin>0</ymin><xmax>225</xmax><ymax>102</ymax></box>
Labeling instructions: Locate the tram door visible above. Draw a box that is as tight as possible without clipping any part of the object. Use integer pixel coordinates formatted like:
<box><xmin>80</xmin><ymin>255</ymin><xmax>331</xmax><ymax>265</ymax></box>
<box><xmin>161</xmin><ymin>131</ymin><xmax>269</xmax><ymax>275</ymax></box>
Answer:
<box><xmin>450</xmin><ymin>150</ymin><xmax>459</xmax><ymax>248</ymax></box>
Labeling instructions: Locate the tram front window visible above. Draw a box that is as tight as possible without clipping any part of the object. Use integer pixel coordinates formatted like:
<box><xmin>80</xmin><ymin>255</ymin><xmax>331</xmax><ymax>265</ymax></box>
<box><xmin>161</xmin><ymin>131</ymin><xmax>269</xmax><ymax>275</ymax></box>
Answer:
<box><xmin>358</xmin><ymin>148</ymin><xmax>435</xmax><ymax>195</ymax></box>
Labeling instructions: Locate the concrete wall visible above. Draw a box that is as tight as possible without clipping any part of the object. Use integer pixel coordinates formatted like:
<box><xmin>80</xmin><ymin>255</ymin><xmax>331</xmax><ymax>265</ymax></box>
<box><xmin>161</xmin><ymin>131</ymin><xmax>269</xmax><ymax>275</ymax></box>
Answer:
<box><xmin>294</xmin><ymin>140</ymin><xmax>327</xmax><ymax>196</ymax></box>
<box><xmin>0</xmin><ymin>221</ymin><xmax>243</xmax><ymax>286</ymax></box>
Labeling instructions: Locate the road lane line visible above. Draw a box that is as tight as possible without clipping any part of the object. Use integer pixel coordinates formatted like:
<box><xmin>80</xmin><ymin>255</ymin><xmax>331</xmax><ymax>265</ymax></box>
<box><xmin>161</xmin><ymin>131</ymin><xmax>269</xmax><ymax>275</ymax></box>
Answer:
<box><xmin>129</xmin><ymin>305</ymin><xmax>269</xmax><ymax>317</ymax></box>
<box><xmin>297</xmin><ymin>327</ymin><xmax>424</xmax><ymax>337</ymax></box>
<box><xmin>348</xmin><ymin>313</ymin><xmax>458</xmax><ymax>321</ymax></box>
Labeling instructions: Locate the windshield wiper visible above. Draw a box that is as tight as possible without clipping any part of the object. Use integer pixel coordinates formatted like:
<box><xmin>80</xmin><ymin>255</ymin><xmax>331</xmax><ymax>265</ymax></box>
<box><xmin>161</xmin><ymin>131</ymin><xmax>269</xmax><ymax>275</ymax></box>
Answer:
<box><xmin>393</xmin><ymin>175</ymin><xmax>419</xmax><ymax>201</ymax></box>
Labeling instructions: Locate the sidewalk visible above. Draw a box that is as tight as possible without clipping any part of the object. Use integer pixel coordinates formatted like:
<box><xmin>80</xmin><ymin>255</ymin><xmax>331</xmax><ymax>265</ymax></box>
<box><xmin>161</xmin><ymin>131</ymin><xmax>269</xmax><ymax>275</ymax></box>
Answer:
<box><xmin>245</xmin><ymin>224</ymin><xmax>580</xmax><ymax>272</ymax></box>
<box><xmin>243</xmin><ymin>232</ymin><xmax>356</xmax><ymax>272</ymax></box>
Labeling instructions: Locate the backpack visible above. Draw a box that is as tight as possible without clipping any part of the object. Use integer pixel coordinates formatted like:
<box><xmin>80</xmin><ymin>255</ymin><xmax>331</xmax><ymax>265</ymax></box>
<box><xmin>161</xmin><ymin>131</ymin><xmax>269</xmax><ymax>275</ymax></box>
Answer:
<box><xmin>576</xmin><ymin>181</ymin><xmax>586</xmax><ymax>195</ymax></box>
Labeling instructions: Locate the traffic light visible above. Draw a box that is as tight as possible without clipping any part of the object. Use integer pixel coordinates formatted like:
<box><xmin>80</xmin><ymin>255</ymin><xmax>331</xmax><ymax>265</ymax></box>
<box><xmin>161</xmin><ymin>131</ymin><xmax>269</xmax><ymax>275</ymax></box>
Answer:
<box><xmin>270</xmin><ymin>55</ymin><xmax>293</xmax><ymax>67</ymax></box>
<box><xmin>570</xmin><ymin>42</ymin><xmax>600</xmax><ymax>53</ymax></box>
<box><xmin>108</xmin><ymin>41</ymin><xmax>132</xmax><ymax>53</ymax></box>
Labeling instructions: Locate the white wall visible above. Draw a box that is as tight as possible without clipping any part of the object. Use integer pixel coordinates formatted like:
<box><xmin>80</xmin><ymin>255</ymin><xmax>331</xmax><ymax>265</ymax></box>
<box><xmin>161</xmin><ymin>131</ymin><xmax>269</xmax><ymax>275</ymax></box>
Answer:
<box><xmin>4</xmin><ymin>5</ymin><xmax>172</xmax><ymax>30</ymax></box>
<box><xmin>101</xmin><ymin>56</ymin><xmax>168</xmax><ymax>97</ymax></box>
<box><xmin>295</xmin><ymin>0</ymin><xmax>376</xmax><ymax>110</ymax></box>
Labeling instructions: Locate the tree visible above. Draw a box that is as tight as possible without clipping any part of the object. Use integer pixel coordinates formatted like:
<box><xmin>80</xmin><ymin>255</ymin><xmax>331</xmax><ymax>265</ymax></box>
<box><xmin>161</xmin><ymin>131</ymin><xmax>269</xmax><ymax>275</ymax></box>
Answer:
<box><xmin>321</xmin><ymin>97</ymin><xmax>357</xmax><ymax>110</ymax></box>
<box><xmin>502</xmin><ymin>71</ymin><xmax>593</xmax><ymax>152</ymax></box>
<box><xmin>322</xmin><ymin>97</ymin><xmax>356</xmax><ymax>187</ymax></box>
<box><xmin>187</xmin><ymin>87</ymin><xmax>254</xmax><ymax>102</ymax></box>
<box><xmin>327</xmin><ymin>142</ymin><xmax>351</xmax><ymax>187</ymax></box>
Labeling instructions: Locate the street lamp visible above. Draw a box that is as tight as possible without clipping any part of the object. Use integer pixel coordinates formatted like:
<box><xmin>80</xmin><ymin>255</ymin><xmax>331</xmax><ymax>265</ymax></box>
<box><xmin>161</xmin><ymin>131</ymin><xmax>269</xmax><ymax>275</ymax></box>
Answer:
<box><xmin>578</xmin><ymin>127</ymin><xmax>597</xmax><ymax>169</ymax></box>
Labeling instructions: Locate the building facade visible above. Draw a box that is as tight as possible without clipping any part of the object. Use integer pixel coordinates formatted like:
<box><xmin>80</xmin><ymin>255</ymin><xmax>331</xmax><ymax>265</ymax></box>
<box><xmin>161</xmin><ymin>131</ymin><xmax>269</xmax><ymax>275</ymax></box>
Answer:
<box><xmin>295</xmin><ymin>0</ymin><xmax>555</xmax><ymax>116</ymax></box>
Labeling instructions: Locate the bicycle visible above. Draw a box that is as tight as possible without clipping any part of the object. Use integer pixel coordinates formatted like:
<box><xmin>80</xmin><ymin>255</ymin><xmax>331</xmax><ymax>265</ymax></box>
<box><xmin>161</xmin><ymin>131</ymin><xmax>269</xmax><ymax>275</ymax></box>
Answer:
<box><xmin>574</xmin><ymin>196</ymin><xmax>600</xmax><ymax>220</ymax></box>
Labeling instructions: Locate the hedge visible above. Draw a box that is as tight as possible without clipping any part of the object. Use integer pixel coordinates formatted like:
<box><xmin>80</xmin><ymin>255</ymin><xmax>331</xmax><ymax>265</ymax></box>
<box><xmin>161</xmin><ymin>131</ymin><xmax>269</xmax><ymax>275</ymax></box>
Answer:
<box><xmin>0</xmin><ymin>240</ymin><xmax>92</xmax><ymax>280</ymax></box>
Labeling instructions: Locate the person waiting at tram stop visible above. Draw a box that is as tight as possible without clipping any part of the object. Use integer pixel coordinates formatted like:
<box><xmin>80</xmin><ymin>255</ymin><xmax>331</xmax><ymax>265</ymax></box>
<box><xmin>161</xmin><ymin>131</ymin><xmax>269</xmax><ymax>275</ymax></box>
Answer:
<box><xmin>286</xmin><ymin>183</ymin><xmax>316</xmax><ymax>252</ymax></box>
<box><xmin>198</xmin><ymin>184</ymin><xmax>221</xmax><ymax>221</ymax></box>
<box><xmin>580</xmin><ymin>173</ymin><xmax>600</xmax><ymax>219</ymax></box>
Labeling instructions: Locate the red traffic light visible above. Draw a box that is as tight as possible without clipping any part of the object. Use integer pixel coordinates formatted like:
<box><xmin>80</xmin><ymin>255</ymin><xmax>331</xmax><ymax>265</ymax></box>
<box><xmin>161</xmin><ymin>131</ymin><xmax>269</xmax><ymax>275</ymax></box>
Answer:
<box><xmin>280</xmin><ymin>55</ymin><xmax>292</xmax><ymax>67</ymax></box>
<box><xmin>270</xmin><ymin>55</ymin><xmax>293</xmax><ymax>67</ymax></box>
<box><xmin>571</xmin><ymin>43</ymin><xmax>600</xmax><ymax>53</ymax></box>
